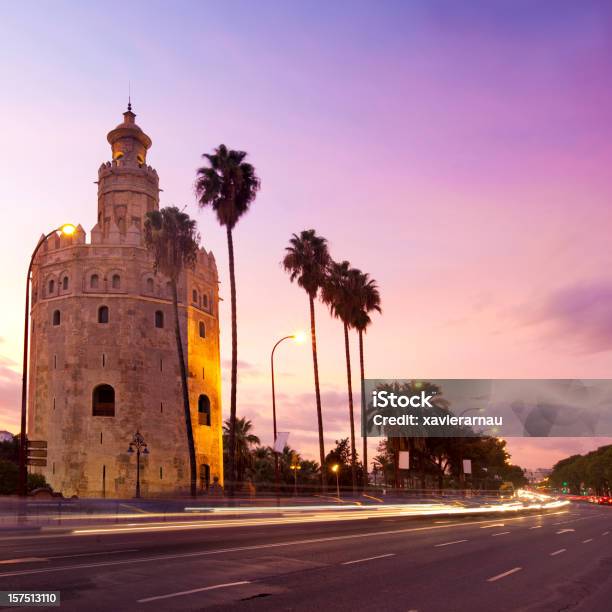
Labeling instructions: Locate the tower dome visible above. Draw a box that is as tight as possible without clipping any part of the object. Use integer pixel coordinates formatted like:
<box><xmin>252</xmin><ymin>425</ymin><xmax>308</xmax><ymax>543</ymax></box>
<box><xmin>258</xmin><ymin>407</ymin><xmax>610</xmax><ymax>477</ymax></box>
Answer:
<box><xmin>106</xmin><ymin>103</ymin><xmax>152</xmax><ymax>167</ymax></box>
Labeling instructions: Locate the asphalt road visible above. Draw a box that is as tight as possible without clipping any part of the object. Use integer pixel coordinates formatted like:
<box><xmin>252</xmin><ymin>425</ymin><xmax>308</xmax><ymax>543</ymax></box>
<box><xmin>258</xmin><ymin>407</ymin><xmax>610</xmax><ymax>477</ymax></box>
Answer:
<box><xmin>0</xmin><ymin>503</ymin><xmax>609</xmax><ymax>611</ymax></box>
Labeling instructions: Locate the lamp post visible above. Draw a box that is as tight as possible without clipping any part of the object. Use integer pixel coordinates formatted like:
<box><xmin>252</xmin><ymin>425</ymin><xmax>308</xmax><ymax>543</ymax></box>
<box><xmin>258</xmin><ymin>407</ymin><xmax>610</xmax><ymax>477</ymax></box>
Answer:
<box><xmin>290</xmin><ymin>460</ymin><xmax>301</xmax><ymax>496</ymax></box>
<box><xmin>127</xmin><ymin>431</ymin><xmax>149</xmax><ymax>498</ymax></box>
<box><xmin>18</xmin><ymin>224</ymin><xmax>76</xmax><ymax>497</ymax></box>
<box><xmin>331</xmin><ymin>464</ymin><xmax>340</xmax><ymax>499</ymax></box>
<box><xmin>270</xmin><ymin>332</ymin><xmax>305</xmax><ymax>495</ymax></box>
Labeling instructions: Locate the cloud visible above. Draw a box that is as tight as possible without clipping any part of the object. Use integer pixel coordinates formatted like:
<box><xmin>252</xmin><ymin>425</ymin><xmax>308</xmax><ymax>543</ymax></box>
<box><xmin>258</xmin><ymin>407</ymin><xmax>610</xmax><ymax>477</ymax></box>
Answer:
<box><xmin>517</xmin><ymin>280</ymin><xmax>612</xmax><ymax>354</ymax></box>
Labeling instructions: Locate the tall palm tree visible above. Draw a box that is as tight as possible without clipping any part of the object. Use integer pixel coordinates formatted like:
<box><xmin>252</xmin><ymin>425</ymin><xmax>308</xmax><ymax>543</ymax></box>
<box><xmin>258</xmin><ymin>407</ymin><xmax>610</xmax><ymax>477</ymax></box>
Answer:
<box><xmin>352</xmin><ymin>272</ymin><xmax>381</xmax><ymax>488</ymax></box>
<box><xmin>195</xmin><ymin>145</ymin><xmax>260</xmax><ymax>493</ymax></box>
<box><xmin>282</xmin><ymin>230</ymin><xmax>331</xmax><ymax>489</ymax></box>
<box><xmin>321</xmin><ymin>260</ymin><xmax>362</xmax><ymax>492</ymax></box>
<box><xmin>222</xmin><ymin>417</ymin><xmax>260</xmax><ymax>484</ymax></box>
<box><xmin>144</xmin><ymin>207</ymin><xmax>200</xmax><ymax>497</ymax></box>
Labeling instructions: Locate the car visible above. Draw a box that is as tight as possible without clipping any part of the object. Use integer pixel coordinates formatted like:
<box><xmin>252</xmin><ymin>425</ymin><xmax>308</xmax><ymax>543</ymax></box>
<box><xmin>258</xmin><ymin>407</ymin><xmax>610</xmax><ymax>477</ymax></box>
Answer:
<box><xmin>595</xmin><ymin>496</ymin><xmax>611</xmax><ymax>505</ymax></box>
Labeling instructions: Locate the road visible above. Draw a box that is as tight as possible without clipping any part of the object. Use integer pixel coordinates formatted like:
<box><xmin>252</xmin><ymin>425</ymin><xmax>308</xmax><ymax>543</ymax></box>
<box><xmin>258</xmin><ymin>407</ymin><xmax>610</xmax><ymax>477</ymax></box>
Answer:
<box><xmin>0</xmin><ymin>503</ymin><xmax>609</xmax><ymax>611</ymax></box>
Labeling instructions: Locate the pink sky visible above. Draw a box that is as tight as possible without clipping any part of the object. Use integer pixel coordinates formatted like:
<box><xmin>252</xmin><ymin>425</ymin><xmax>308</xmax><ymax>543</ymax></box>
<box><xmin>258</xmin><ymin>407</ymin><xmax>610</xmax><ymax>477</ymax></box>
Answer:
<box><xmin>1</xmin><ymin>2</ymin><xmax>612</xmax><ymax>469</ymax></box>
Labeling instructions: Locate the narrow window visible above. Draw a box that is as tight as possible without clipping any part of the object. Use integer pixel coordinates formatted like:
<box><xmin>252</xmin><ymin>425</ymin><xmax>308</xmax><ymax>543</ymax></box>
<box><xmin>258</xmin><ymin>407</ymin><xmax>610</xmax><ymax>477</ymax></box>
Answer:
<box><xmin>198</xmin><ymin>394</ymin><xmax>211</xmax><ymax>426</ymax></box>
<box><xmin>192</xmin><ymin>289</ymin><xmax>198</xmax><ymax>303</ymax></box>
<box><xmin>62</xmin><ymin>276</ymin><xmax>69</xmax><ymax>291</ymax></box>
<box><xmin>90</xmin><ymin>274</ymin><xmax>99</xmax><ymax>289</ymax></box>
<box><xmin>155</xmin><ymin>310</ymin><xmax>164</xmax><ymax>328</ymax></box>
<box><xmin>100</xmin><ymin>432</ymin><xmax>103</xmax><ymax>444</ymax></box>
<box><xmin>102</xmin><ymin>353</ymin><xmax>106</xmax><ymax>367</ymax></box>
<box><xmin>112</xmin><ymin>274</ymin><xmax>121</xmax><ymax>289</ymax></box>
<box><xmin>199</xmin><ymin>321</ymin><xmax>205</xmax><ymax>338</ymax></box>
<box><xmin>54</xmin><ymin>354</ymin><xmax>57</xmax><ymax>369</ymax></box>
<box><xmin>203</xmin><ymin>294</ymin><xmax>209</xmax><ymax>308</ymax></box>
<box><xmin>48</xmin><ymin>279</ymin><xmax>55</xmax><ymax>294</ymax></box>
<box><xmin>160</xmin><ymin>402</ymin><xmax>163</xmax><ymax>414</ymax></box>
<box><xmin>52</xmin><ymin>310</ymin><xmax>61</xmax><ymax>326</ymax></box>
<box><xmin>53</xmin><ymin>462</ymin><xmax>55</xmax><ymax>474</ymax></box>
<box><xmin>160</xmin><ymin>357</ymin><xmax>163</xmax><ymax>372</ymax></box>
<box><xmin>159</xmin><ymin>467</ymin><xmax>163</xmax><ymax>480</ymax></box>
<box><xmin>146</xmin><ymin>278</ymin><xmax>154</xmax><ymax>293</ymax></box>
<box><xmin>92</xmin><ymin>384</ymin><xmax>115</xmax><ymax>417</ymax></box>
<box><xmin>53</xmin><ymin>397</ymin><xmax>56</xmax><ymax>410</ymax></box>
<box><xmin>98</xmin><ymin>305</ymin><xmax>109</xmax><ymax>324</ymax></box>
<box><xmin>202</xmin><ymin>367</ymin><xmax>205</xmax><ymax>379</ymax></box>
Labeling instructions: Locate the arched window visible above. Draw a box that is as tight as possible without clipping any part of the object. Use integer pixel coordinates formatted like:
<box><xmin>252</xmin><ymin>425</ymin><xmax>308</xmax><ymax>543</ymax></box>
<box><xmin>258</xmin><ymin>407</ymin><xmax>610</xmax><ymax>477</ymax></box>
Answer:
<box><xmin>48</xmin><ymin>279</ymin><xmax>55</xmax><ymax>294</ymax></box>
<box><xmin>146</xmin><ymin>278</ymin><xmax>154</xmax><ymax>293</ymax></box>
<box><xmin>199</xmin><ymin>321</ymin><xmax>205</xmax><ymax>338</ymax></box>
<box><xmin>90</xmin><ymin>274</ymin><xmax>99</xmax><ymax>289</ymax></box>
<box><xmin>92</xmin><ymin>384</ymin><xmax>115</xmax><ymax>417</ymax></box>
<box><xmin>112</xmin><ymin>274</ymin><xmax>121</xmax><ymax>289</ymax></box>
<box><xmin>203</xmin><ymin>294</ymin><xmax>209</xmax><ymax>308</ymax></box>
<box><xmin>98</xmin><ymin>305</ymin><xmax>109</xmax><ymax>324</ymax></box>
<box><xmin>52</xmin><ymin>310</ymin><xmax>60</xmax><ymax>326</ymax></box>
<box><xmin>155</xmin><ymin>310</ymin><xmax>164</xmax><ymax>328</ymax></box>
<box><xmin>192</xmin><ymin>289</ymin><xmax>198</xmax><ymax>303</ymax></box>
<box><xmin>62</xmin><ymin>276</ymin><xmax>69</xmax><ymax>291</ymax></box>
<box><xmin>198</xmin><ymin>395</ymin><xmax>211</xmax><ymax>426</ymax></box>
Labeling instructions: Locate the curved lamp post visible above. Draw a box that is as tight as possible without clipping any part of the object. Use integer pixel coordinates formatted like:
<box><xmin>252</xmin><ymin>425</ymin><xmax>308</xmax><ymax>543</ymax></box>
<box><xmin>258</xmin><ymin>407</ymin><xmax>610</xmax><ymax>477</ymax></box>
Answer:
<box><xmin>270</xmin><ymin>332</ymin><xmax>305</xmax><ymax>494</ymax></box>
<box><xmin>18</xmin><ymin>223</ymin><xmax>76</xmax><ymax>497</ymax></box>
<box><xmin>127</xmin><ymin>431</ymin><xmax>149</xmax><ymax>498</ymax></box>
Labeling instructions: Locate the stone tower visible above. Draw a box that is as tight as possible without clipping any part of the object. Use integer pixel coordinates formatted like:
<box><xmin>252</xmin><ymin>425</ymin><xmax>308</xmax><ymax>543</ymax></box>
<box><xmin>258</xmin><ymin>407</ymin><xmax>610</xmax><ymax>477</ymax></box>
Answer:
<box><xmin>27</xmin><ymin>106</ymin><xmax>223</xmax><ymax>498</ymax></box>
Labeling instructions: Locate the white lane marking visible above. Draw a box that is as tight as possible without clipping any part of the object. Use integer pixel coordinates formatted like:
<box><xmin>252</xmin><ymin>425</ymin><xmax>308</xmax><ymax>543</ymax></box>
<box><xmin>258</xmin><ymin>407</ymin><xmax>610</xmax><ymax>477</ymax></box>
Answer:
<box><xmin>492</xmin><ymin>531</ymin><xmax>511</xmax><ymax>537</ymax></box>
<box><xmin>434</xmin><ymin>540</ymin><xmax>468</xmax><ymax>547</ymax></box>
<box><xmin>529</xmin><ymin>526</ymin><xmax>542</xmax><ymax>530</ymax></box>
<box><xmin>0</xmin><ymin>558</ymin><xmax>46</xmax><ymax>565</ymax></box>
<box><xmin>137</xmin><ymin>581</ymin><xmax>250</xmax><ymax>603</ymax></box>
<box><xmin>342</xmin><ymin>553</ymin><xmax>395</xmax><ymax>565</ymax></box>
<box><xmin>50</xmin><ymin>549</ymin><xmax>139</xmax><ymax>560</ymax></box>
<box><xmin>480</xmin><ymin>524</ymin><xmax>505</xmax><ymax>529</ymax></box>
<box><xmin>556</xmin><ymin>529</ymin><xmax>575</xmax><ymax>534</ymax></box>
<box><xmin>487</xmin><ymin>567</ymin><xmax>522</xmax><ymax>582</ymax></box>
<box><xmin>603</xmin><ymin>531</ymin><xmax>609</xmax><ymax>536</ymax></box>
<box><xmin>550</xmin><ymin>549</ymin><xmax>566</xmax><ymax>556</ymax></box>
<box><xmin>0</xmin><ymin>511</ymin><xmax>568</xmax><ymax>579</ymax></box>
<box><xmin>582</xmin><ymin>539</ymin><xmax>593</xmax><ymax>543</ymax></box>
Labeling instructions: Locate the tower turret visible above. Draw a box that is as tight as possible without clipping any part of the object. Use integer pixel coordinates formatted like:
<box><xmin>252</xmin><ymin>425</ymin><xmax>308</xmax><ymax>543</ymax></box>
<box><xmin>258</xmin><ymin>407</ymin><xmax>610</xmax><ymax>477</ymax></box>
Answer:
<box><xmin>96</xmin><ymin>105</ymin><xmax>159</xmax><ymax>242</ymax></box>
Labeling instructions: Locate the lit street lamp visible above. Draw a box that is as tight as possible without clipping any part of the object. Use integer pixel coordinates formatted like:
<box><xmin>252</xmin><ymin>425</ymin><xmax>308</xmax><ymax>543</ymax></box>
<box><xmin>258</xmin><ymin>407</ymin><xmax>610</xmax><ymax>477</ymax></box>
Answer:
<box><xmin>270</xmin><ymin>332</ymin><xmax>305</xmax><ymax>494</ymax></box>
<box><xmin>18</xmin><ymin>224</ymin><xmax>76</xmax><ymax>496</ymax></box>
<box><xmin>290</xmin><ymin>456</ymin><xmax>302</xmax><ymax>496</ymax></box>
<box><xmin>331</xmin><ymin>464</ymin><xmax>340</xmax><ymax>499</ymax></box>
<box><xmin>127</xmin><ymin>431</ymin><xmax>149</xmax><ymax>498</ymax></box>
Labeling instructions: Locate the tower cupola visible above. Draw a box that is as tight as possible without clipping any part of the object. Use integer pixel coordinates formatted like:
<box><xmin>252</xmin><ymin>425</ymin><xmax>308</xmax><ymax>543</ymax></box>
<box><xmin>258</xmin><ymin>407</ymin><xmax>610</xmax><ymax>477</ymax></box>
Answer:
<box><xmin>106</xmin><ymin>103</ymin><xmax>152</xmax><ymax>167</ymax></box>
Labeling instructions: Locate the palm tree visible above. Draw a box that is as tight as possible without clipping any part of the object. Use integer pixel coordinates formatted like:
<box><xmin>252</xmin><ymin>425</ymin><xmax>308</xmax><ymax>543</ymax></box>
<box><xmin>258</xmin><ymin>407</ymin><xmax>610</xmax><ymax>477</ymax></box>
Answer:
<box><xmin>321</xmin><ymin>261</ymin><xmax>362</xmax><ymax>492</ymax></box>
<box><xmin>352</xmin><ymin>272</ymin><xmax>381</xmax><ymax>488</ymax></box>
<box><xmin>144</xmin><ymin>207</ymin><xmax>200</xmax><ymax>497</ymax></box>
<box><xmin>282</xmin><ymin>230</ymin><xmax>331</xmax><ymax>489</ymax></box>
<box><xmin>195</xmin><ymin>145</ymin><xmax>260</xmax><ymax>493</ymax></box>
<box><xmin>222</xmin><ymin>417</ymin><xmax>260</xmax><ymax>484</ymax></box>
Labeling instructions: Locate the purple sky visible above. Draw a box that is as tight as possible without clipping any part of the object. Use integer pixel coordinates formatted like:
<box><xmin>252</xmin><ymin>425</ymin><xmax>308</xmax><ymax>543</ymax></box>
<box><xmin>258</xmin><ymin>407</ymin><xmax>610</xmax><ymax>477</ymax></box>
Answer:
<box><xmin>1</xmin><ymin>1</ymin><xmax>612</xmax><ymax>469</ymax></box>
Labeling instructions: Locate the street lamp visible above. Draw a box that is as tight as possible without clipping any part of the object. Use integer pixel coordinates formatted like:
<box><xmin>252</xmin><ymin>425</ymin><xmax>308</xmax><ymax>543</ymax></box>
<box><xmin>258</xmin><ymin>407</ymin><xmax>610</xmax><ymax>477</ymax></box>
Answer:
<box><xmin>290</xmin><ymin>458</ymin><xmax>301</xmax><ymax>496</ymax></box>
<box><xmin>331</xmin><ymin>464</ymin><xmax>340</xmax><ymax>499</ymax></box>
<box><xmin>127</xmin><ymin>431</ymin><xmax>149</xmax><ymax>498</ymax></box>
<box><xmin>270</xmin><ymin>332</ymin><xmax>304</xmax><ymax>494</ymax></box>
<box><xmin>18</xmin><ymin>223</ymin><xmax>77</xmax><ymax>496</ymax></box>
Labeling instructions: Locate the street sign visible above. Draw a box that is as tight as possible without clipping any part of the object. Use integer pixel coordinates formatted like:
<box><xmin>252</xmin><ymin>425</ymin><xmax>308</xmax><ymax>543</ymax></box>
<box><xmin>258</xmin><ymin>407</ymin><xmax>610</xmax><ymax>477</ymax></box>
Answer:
<box><xmin>27</xmin><ymin>459</ymin><xmax>47</xmax><ymax>467</ymax></box>
<box><xmin>463</xmin><ymin>459</ymin><xmax>472</xmax><ymax>474</ymax></box>
<box><xmin>28</xmin><ymin>440</ymin><xmax>47</xmax><ymax>449</ymax></box>
<box><xmin>398</xmin><ymin>450</ymin><xmax>410</xmax><ymax>469</ymax></box>
<box><xmin>28</xmin><ymin>449</ymin><xmax>47</xmax><ymax>458</ymax></box>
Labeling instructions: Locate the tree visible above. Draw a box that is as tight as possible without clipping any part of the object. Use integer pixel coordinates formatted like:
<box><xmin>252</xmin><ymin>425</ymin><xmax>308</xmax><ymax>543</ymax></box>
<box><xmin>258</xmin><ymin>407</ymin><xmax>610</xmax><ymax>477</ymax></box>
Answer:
<box><xmin>322</xmin><ymin>261</ymin><xmax>362</xmax><ymax>492</ymax></box>
<box><xmin>222</xmin><ymin>417</ymin><xmax>260</xmax><ymax>485</ymax></box>
<box><xmin>283</xmin><ymin>230</ymin><xmax>331</xmax><ymax>489</ymax></box>
<box><xmin>352</xmin><ymin>271</ymin><xmax>381</xmax><ymax>487</ymax></box>
<box><xmin>144</xmin><ymin>206</ymin><xmax>200</xmax><ymax>497</ymax></box>
<box><xmin>195</xmin><ymin>145</ymin><xmax>260</xmax><ymax>493</ymax></box>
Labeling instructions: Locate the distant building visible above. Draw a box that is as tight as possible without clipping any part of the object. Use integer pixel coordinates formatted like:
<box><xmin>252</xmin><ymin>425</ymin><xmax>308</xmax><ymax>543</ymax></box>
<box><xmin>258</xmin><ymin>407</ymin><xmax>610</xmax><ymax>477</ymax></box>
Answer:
<box><xmin>524</xmin><ymin>468</ymin><xmax>552</xmax><ymax>483</ymax></box>
<box><xmin>27</xmin><ymin>105</ymin><xmax>223</xmax><ymax>498</ymax></box>
<box><xmin>0</xmin><ymin>431</ymin><xmax>13</xmax><ymax>443</ymax></box>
